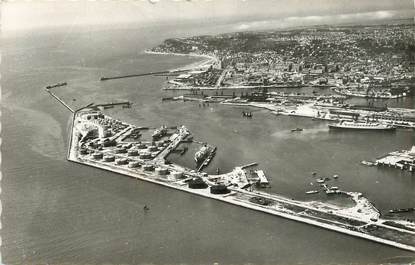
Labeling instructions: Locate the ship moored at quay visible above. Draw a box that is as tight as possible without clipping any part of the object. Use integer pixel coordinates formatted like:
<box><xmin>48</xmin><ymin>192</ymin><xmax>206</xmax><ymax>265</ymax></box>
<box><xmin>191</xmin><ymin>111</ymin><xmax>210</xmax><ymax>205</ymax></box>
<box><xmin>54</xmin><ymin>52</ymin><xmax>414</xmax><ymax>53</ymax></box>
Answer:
<box><xmin>169</xmin><ymin>89</ymin><xmax>415</xmax><ymax>129</ymax></box>
<box><xmin>328</xmin><ymin>120</ymin><xmax>397</xmax><ymax>131</ymax></box>
<box><xmin>65</xmin><ymin>106</ymin><xmax>415</xmax><ymax>253</ymax></box>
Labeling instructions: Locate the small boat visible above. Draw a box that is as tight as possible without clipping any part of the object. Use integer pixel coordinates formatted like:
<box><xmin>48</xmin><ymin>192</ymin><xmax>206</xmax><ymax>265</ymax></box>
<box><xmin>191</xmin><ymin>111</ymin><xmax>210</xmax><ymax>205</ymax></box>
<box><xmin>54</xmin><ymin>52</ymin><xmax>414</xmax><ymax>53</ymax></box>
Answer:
<box><xmin>306</xmin><ymin>190</ymin><xmax>319</xmax><ymax>194</ymax></box>
<box><xmin>361</xmin><ymin>160</ymin><xmax>375</xmax><ymax>166</ymax></box>
<box><xmin>333</xmin><ymin>174</ymin><xmax>339</xmax><ymax>179</ymax></box>
<box><xmin>316</xmin><ymin>178</ymin><xmax>325</xmax><ymax>183</ymax></box>
<box><xmin>291</xmin><ymin>128</ymin><xmax>303</xmax><ymax>132</ymax></box>
<box><xmin>388</xmin><ymin>208</ymin><xmax>415</xmax><ymax>214</ymax></box>
<box><xmin>331</xmin><ymin>186</ymin><xmax>339</xmax><ymax>190</ymax></box>
<box><xmin>325</xmin><ymin>190</ymin><xmax>338</xmax><ymax>195</ymax></box>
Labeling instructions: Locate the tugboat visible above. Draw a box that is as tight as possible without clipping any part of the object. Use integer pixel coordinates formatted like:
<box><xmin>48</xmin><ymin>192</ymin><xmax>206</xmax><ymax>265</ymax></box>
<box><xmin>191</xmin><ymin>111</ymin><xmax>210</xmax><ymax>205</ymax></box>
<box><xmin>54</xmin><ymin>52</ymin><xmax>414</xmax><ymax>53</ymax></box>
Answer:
<box><xmin>291</xmin><ymin>128</ymin><xmax>303</xmax><ymax>132</ymax></box>
<box><xmin>152</xmin><ymin>125</ymin><xmax>168</xmax><ymax>139</ymax></box>
<box><xmin>328</xmin><ymin>120</ymin><xmax>396</xmax><ymax>131</ymax></box>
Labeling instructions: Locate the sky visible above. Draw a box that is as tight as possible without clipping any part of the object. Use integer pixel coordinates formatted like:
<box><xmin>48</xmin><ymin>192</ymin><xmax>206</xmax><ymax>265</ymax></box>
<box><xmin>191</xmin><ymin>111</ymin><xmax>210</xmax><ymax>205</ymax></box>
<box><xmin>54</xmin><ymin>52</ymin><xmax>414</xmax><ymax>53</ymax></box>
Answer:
<box><xmin>2</xmin><ymin>0</ymin><xmax>414</xmax><ymax>32</ymax></box>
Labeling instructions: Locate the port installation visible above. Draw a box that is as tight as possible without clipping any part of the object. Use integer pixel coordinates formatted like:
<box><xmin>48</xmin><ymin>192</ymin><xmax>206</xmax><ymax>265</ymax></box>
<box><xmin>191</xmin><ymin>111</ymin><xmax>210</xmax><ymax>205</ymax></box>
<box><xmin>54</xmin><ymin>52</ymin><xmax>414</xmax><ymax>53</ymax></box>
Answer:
<box><xmin>67</xmin><ymin>108</ymin><xmax>414</xmax><ymax>252</ymax></box>
<box><xmin>40</xmin><ymin>84</ymin><xmax>414</xmax><ymax>253</ymax></box>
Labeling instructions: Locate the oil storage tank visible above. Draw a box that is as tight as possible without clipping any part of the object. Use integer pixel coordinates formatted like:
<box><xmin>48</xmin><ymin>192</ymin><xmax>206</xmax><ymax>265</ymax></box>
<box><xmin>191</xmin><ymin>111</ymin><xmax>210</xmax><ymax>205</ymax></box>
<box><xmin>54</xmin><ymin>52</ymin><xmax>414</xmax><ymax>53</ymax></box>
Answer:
<box><xmin>210</xmin><ymin>184</ymin><xmax>230</xmax><ymax>194</ymax></box>
<box><xmin>188</xmin><ymin>178</ymin><xmax>208</xmax><ymax>189</ymax></box>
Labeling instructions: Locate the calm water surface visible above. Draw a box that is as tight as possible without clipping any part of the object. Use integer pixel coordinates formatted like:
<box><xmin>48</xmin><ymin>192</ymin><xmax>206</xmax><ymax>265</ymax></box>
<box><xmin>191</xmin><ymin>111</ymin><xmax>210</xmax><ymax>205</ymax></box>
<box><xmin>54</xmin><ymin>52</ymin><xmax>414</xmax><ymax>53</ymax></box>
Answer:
<box><xmin>2</xmin><ymin>24</ymin><xmax>415</xmax><ymax>264</ymax></box>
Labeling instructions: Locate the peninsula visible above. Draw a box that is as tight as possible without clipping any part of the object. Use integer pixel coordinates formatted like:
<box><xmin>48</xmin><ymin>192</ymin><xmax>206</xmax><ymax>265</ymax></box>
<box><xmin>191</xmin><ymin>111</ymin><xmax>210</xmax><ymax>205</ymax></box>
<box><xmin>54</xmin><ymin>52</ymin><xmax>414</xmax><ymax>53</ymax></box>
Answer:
<box><xmin>63</xmin><ymin>103</ymin><xmax>415</xmax><ymax>252</ymax></box>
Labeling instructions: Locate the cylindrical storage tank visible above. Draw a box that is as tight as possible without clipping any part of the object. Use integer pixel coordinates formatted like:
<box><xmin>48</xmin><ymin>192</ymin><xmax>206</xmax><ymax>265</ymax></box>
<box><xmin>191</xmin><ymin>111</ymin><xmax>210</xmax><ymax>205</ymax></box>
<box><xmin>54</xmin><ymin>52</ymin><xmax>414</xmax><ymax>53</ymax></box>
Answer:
<box><xmin>210</xmin><ymin>184</ymin><xmax>230</xmax><ymax>194</ymax></box>
<box><xmin>128</xmin><ymin>161</ymin><xmax>141</xmax><ymax>168</ymax></box>
<box><xmin>128</xmin><ymin>150</ymin><xmax>138</xmax><ymax>156</ymax></box>
<box><xmin>188</xmin><ymin>178</ymin><xmax>208</xmax><ymax>189</ymax></box>
<box><xmin>92</xmin><ymin>152</ymin><xmax>103</xmax><ymax>159</ymax></box>
<box><xmin>155</xmin><ymin>167</ymin><xmax>169</xmax><ymax>175</ymax></box>
<box><xmin>102</xmin><ymin>140</ymin><xmax>115</xmax><ymax>147</ymax></box>
<box><xmin>103</xmin><ymin>155</ymin><xmax>115</xmax><ymax>162</ymax></box>
<box><xmin>147</xmin><ymin>146</ymin><xmax>158</xmax><ymax>152</ymax></box>
<box><xmin>123</xmin><ymin>143</ymin><xmax>133</xmax><ymax>149</ymax></box>
<box><xmin>139</xmin><ymin>151</ymin><xmax>151</xmax><ymax>159</ymax></box>
<box><xmin>103</xmin><ymin>130</ymin><xmax>112</xmax><ymax>138</ymax></box>
<box><xmin>80</xmin><ymin>148</ymin><xmax>88</xmax><ymax>155</ymax></box>
<box><xmin>142</xmin><ymin>164</ymin><xmax>154</xmax><ymax>171</ymax></box>
<box><xmin>137</xmin><ymin>143</ymin><xmax>147</xmax><ymax>149</ymax></box>
<box><xmin>115</xmin><ymin>148</ymin><xmax>127</xmax><ymax>154</ymax></box>
<box><xmin>170</xmin><ymin>171</ymin><xmax>183</xmax><ymax>179</ymax></box>
<box><xmin>115</xmin><ymin>158</ymin><xmax>128</xmax><ymax>165</ymax></box>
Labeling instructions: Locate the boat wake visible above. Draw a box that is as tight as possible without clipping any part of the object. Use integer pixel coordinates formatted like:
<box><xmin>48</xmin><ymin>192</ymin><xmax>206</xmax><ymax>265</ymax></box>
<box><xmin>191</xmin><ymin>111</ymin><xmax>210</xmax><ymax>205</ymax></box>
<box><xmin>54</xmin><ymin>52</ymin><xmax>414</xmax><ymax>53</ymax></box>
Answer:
<box><xmin>271</xmin><ymin>126</ymin><xmax>329</xmax><ymax>139</ymax></box>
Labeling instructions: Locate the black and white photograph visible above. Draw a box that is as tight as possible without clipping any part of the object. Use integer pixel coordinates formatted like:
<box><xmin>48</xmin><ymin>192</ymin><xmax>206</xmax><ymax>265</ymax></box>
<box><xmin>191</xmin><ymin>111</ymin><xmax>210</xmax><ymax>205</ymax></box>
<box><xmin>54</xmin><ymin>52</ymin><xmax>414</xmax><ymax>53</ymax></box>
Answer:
<box><xmin>1</xmin><ymin>0</ymin><xmax>415</xmax><ymax>264</ymax></box>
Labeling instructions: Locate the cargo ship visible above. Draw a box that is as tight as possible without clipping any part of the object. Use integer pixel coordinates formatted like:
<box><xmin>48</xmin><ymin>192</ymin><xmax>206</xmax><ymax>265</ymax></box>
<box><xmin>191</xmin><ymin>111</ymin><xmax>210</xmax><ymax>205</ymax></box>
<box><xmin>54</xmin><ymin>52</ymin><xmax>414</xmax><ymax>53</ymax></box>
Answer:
<box><xmin>195</xmin><ymin>145</ymin><xmax>211</xmax><ymax>163</ymax></box>
<box><xmin>332</xmin><ymin>87</ymin><xmax>407</xmax><ymax>99</ymax></box>
<box><xmin>328</xmin><ymin>120</ymin><xmax>396</xmax><ymax>131</ymax></box>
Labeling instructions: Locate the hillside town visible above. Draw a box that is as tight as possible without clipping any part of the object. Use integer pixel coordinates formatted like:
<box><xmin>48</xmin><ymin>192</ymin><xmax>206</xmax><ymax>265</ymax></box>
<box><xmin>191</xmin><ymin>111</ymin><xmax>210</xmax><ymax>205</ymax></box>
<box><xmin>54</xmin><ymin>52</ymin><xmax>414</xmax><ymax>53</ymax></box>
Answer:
<box><xmin>151</xmin><ymin>23</ymin><xmax>414</xmax><ymax>97</ymax></box>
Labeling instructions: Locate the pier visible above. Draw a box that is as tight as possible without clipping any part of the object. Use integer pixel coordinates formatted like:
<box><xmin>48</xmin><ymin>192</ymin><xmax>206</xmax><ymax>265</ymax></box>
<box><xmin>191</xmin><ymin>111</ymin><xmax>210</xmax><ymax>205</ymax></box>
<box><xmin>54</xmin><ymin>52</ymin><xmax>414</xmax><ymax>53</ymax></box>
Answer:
<box><xmin>100</xmin><ymin>70</ymin><xmax>187</xmax><ymax>81</ymax></box>
<box><xmin>375</xmin><ymin>146</ymin><xmax>415</xmax><ymax>172</ymax></box>
<box><xmin>45</xmin><ymin>88</ymin><xmax>74</xmax><ymax>113</ymax></box>
<box><xmin>241</xmin><ymin>162</ymin><xmax>258</xmax><ymax>169</ymax></box>
<box><xmin>92</xmin><ymin>102</ymin><xmax>132</xmax><ymax>109</ymax></box>
<box><xmin>46</xmin><ymin>82</ymin><xmax>67</xmax><ymax>89</ymax></box>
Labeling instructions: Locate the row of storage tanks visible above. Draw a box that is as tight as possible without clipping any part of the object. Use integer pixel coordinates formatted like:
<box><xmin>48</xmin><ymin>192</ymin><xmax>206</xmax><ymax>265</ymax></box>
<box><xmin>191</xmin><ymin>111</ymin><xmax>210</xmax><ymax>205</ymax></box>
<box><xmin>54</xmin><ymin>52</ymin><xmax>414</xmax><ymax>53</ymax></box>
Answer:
<box><xmin>114</xmin><ymin>148</ymin><xmax>154</xmax><ymax>159</ymax></box>
<box><xmin>84</xmin><ymin>150</ymin><xmax>185</xmax><ymax>179</ymax></box>
<box><xmin>187</xmin><ymin>178</ymin><xmax>231</xmax><ymax>194</ymax></box>
<box><xmin>113</xmin><ymin>141</ymin><xmax>169</xmax><ymax>157</ymax></box>
<box><xmin>81</xmin><ymin>148</ymin><xmax>154</xmax><ymax>160</ymax></box>
<box><xmin>81</xmin><ymin>149</ymin><xmax>230</xmax><ymax>195</ymax></box>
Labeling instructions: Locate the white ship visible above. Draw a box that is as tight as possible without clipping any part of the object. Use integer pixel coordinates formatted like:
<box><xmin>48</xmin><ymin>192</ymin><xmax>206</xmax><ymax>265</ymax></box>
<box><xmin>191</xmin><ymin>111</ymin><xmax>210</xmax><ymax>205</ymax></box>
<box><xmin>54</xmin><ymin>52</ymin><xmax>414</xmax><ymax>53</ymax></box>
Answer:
<box><xmin>195</xmin><ymin>145</ymin><xmax>210</xmax><ymax>163</ymax></box>
<box><xmin>152</xmin><ymin>125</ymin><xmax>168</xmax><ymax>139</ymax></box>
<box><xmin>329</xmin><ymin>120</ymin><xmax>396</xmax><ymax>131</ymax></box>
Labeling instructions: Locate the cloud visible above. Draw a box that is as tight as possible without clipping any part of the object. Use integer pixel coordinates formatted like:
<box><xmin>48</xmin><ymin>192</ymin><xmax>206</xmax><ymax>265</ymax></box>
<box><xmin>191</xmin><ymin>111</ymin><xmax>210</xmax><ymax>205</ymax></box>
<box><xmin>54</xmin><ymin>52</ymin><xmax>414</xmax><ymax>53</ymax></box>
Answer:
<box><xmin>2</xmin><ymin>1</ymin><xmax>413</xmax><ymax>33</ymax></box>
<box><xmin>234</xmin><ymin>9</ymin><xmax>414</xmax><ymax>31</ymax></box>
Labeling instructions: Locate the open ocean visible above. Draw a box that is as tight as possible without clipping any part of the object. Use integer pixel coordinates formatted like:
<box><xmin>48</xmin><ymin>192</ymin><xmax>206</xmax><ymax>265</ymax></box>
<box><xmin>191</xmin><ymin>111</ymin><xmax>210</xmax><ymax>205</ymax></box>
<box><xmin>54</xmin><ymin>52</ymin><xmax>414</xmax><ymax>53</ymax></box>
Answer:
<box><xmin>2</xmin><ymin>22</ymin><xmax>415</xmax><ymax>264</ymax></box>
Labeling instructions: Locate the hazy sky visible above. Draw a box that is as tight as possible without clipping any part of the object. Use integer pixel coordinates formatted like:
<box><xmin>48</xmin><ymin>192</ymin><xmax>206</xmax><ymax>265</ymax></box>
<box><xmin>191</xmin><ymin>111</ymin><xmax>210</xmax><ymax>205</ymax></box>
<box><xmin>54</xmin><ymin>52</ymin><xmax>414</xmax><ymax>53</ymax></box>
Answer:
<box><xmin>2</xmin><ymin>0</ymin><xmax>414</xmax><ymax>32</ymax></box>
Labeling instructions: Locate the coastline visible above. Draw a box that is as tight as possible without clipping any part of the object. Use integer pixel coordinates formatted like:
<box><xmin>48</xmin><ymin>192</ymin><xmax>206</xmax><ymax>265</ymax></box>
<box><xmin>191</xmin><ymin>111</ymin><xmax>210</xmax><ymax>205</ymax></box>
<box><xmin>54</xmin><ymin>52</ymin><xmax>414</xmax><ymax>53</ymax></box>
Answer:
<box><xmin>144</xmin><ymin>49</ymin><xmax>218</xmax><ymax>72</ymax></box>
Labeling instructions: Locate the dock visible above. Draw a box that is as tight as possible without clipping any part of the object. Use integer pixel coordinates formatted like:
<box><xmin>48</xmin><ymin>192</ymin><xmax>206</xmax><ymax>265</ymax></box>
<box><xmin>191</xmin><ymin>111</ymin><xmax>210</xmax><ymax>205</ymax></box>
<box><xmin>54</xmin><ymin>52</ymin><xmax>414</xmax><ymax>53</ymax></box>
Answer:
<box><xmin>375</xmin><ymin>146</ymin><xmax>415</xmax><ymax>172</ymax></box>
<box><xmin>255</xmin><ymin>170</ymin><xmax>269</xmax><ymax>186</ymax></box>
